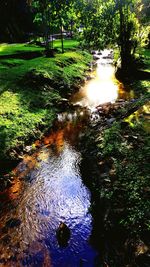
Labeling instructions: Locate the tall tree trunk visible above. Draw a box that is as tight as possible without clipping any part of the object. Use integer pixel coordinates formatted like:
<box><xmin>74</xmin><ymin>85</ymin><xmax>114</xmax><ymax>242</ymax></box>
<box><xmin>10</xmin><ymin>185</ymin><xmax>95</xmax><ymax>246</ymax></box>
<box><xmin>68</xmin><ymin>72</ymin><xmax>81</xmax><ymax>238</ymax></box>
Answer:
<box><xmin>60</xmin><ymin>19</ymin><xmax>64</xmax><ymax>53</ymax></box>
<box><xmin>48</xmin><ymin>8</ymin><xmax>52</xmax><ymax>50</ymax></box>
<box><xmin>118</xmin><ymin>0</ymin><xmax>133</xmax><ymax>71</ymax></box>
<box><xmin>45</xmin><ymin>10</ymin><xmax>50</xmax><ymax>51</ymax></box>
<box><xmin>51</xmin><ymin>27</ymin><xmax>54</xmax><ymax>49</ymax></box>
<box><xmin>119</xmin><ymin>0</ymin><xmax>126</xmax><ymax>70</ymax></box>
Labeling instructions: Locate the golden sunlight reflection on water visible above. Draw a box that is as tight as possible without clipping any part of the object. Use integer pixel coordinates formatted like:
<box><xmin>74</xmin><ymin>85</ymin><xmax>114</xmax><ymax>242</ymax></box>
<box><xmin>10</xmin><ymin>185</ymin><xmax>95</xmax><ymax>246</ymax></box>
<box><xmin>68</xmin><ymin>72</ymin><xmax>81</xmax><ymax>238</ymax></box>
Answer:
<box><xmin>86</xmin><ymin>79</ymin><xmax>118</xmax><ymax>107</ymax></box>
<box><xmin>71</xmin><ymin>51</ymin><xmax>133</xmax><ymax>109</ymax></box>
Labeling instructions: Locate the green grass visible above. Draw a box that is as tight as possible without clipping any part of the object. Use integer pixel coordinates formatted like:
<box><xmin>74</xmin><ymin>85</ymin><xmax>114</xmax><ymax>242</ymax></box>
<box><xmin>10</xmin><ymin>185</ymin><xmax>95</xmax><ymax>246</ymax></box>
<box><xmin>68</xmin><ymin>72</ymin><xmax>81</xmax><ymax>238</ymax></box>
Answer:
<box><xmin>0</xmin><ymin>42</ymin><xmax>91</xmax><ymax>162</ymax></box>
<box><xmin>54</xmin><ymin>39</ymin><xmax>79</xmax><ymax>50</ymax></box>
<box><xmin>0</xmin><ymin>51</ymin><xmax>91</xmax><ymax>92</ymax></box>
<box><xmin>0</xmin><ymin>39</ymin><xmax>79</xmax><ymax>57</ymax></box>
<box><xmin>133</xmin><ymin>48</ymin><xmax>150</xmax><ymax>95</ymax></box>
<box><xmin>136</xmin><ymin>47</ymin><xmax>150</xmax><ymax>73</ymax></box>
<box><xmin>0</xmin><ymin>91</ymin><xmax>55</xmax><ymax>158</ymax></box>
<box><xmin>0</xmin><ymin>43</ymin><xmax>44</xmax><ymax>56</ymax></box>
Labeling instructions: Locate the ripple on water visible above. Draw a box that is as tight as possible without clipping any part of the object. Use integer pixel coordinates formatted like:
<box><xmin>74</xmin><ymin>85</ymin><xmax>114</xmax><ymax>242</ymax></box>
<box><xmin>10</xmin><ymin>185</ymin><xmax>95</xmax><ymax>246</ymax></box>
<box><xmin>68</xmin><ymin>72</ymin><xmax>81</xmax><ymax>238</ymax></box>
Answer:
<box><xmin>0</xmin><ymin>142</ymin><xmax>97</xmax><ymax>266</ymax></box>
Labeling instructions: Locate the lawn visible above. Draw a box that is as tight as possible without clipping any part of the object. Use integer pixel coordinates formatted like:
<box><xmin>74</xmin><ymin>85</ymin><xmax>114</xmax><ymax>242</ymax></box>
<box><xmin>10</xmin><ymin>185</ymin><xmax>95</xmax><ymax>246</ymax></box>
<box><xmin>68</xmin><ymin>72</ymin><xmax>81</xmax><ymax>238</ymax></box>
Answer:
<box><xmin>53</xmin><ymin>39</ymin><xmax>79</xmax><ymax>49</ymax></box>
<box><xmin>0</xmin><ymin>39</ymin><xmax>79</xmax><ymax>56</ymax></box>
<box><xmin>0</xmin><ymin>43</ymin><xmax>44</xmax><ymax>56</ymax></box>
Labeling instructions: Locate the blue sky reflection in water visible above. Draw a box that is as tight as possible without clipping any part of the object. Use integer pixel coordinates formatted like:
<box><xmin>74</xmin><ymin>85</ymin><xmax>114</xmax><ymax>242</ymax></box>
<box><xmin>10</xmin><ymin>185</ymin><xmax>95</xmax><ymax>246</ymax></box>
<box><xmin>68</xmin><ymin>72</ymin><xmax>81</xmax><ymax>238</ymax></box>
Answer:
<box><xmin>0</xmin><ymin>141</ymin><xmax>98</xmax><ymax>266</ymax></box>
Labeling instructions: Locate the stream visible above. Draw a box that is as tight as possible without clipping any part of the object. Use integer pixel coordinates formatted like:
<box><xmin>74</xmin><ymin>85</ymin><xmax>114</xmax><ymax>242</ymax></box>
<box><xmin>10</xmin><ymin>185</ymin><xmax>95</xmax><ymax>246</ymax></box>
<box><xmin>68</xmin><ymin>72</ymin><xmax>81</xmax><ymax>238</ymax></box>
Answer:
<box><xmin>0</xmin><ymin>50</ymin><xmax>133</xmax><ymax>267</ymax></box>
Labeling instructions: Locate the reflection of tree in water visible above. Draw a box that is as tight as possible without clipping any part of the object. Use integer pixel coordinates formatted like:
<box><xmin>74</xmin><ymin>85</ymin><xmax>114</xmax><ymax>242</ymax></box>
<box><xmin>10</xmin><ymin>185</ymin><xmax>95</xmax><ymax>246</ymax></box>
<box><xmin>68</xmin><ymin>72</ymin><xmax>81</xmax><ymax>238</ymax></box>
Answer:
<box><xmin>56</xmin><ymin>222</ymin><xmax>71</xmax><ymax>247</ymax></box>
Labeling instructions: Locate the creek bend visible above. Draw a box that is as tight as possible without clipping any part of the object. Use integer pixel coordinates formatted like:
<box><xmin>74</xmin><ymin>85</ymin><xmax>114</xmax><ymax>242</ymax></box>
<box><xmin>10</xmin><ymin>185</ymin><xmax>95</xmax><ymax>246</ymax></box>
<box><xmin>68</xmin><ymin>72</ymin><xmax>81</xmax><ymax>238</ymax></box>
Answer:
<box><xmin>0</xmin><ymin>50</ymin><xmax>132</xmax><ymax>266</ymax></box>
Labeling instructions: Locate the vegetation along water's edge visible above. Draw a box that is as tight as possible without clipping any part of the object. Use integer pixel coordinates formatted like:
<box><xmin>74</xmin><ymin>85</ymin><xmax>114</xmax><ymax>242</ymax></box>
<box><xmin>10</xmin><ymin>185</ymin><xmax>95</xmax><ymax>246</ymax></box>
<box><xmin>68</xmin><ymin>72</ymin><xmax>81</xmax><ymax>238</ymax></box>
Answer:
<box><xmin>78</xmin><ymin>49</ymin><xmax>150</xmax><ymax>266</ymax></box>
<box><xmin>0</xmin><ymin>41</ymin><xmax>92</xmax><ymax>173</ymax></box>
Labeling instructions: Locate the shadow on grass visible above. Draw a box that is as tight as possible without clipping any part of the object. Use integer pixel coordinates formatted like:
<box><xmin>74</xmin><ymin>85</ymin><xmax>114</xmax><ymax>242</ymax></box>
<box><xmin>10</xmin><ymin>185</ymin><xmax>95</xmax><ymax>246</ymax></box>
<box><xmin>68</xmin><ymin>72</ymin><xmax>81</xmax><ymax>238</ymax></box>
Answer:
<box><xmin>135</xmin><ymin>70</ymin><xmax>150</xmax><ymax>80</ymax></box>
<box><xmin>0</xmin><ymin>51</ymin><xmax>44</xmax><ymax>60</ymax></box>
<box><xmin>116</xmin><ymin>67</ymin><xmax>150</xmax><ymax>82</ymax></box>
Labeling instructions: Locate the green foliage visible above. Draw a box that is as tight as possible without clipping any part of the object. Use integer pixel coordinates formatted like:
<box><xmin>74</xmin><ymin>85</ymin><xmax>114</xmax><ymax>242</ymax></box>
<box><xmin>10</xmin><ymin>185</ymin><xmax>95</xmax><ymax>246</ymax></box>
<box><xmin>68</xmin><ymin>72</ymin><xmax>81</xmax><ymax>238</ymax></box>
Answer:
<box><xmin>0</xmin><ymin>88</ymin><xmax>57</xmax><ymax>158</ymax></box>
<box><xmin>132</xmin><ymin>48</ymin><xmax>150</xmax><ymax>95</ymax></box>
<box><xmin>138</xmin><ymin>25</ymin><xmax>150</xmax><ymax>48</ymax></box>
<box><xmin>137</xmin><ymin>47</ymin><xmax>150</xmax><ymax>72</ymax></box>
<box><xmin>27</xmin><ymin>0</ymin><xmax>149</xmax><ymax>64</ymax></box>
<box><xmin>74</xmin><ymin>0</ymin><xmax>116</xmax><ymax>49</ymax></box>
<box><xmin>98</xmin><ymin>119</ymin><xmax>150</xmax><ymax>234</ymax></box>
<box><xmin>31</xmin><ymin>0</ymin><xmax>74</xmax><ymax>52</ymax></box>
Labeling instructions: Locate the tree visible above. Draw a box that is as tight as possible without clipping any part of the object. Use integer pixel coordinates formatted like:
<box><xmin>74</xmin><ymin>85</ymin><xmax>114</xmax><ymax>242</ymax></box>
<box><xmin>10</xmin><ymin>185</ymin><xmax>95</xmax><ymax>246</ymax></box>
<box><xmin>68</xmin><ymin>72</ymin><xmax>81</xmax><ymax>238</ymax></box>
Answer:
<box><xmin>31</xmin><ymin>0</ymin><xmax>74</xmax><ymax>53</ymax></box>
<box><xmin>0</xmin><ymin>0</ymin><xmax>33</xmax><ymax>42</ymax></box>
<box><xmin>114</xmin><ymin>0</ymin><xmax>140</xmax><ymax>70</ymax></box>
<box><xmin>74</xmin><ymin>0</ymin><xmax>116</xmax><ymax>49</ymax></box>
<box><xmin>50</xmin><ymin>0</ymin><xmax>74</xmax><ymax>53</ymax></box>
<box><xmin>31</xmin><ymin>0</ymin><xmax>52</xmax><ymax>51</ymax></box>
<box><xmin>135</xmin><ymin>0</ymin><xmax>150</xmax><ymax>48</ymax></box>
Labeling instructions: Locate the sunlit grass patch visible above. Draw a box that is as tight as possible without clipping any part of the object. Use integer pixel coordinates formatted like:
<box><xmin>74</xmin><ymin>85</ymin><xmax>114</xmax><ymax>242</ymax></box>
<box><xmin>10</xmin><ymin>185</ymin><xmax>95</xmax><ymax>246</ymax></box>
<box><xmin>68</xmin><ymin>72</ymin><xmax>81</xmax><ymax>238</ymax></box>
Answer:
<box><xmin>63</xmin><ymin>62</ymin><xmax>87</xmax><ymax>84</ymax></box>
<box><xmin>0</xmin><ymin>89</ymin><xmax>56</xmax><ymax>157</ymax></box>
<box><xmin>0</xmin><ymin>43</ymin><xmax>44</xmax><ymax>56</ymax></box>
<box><xmin>0</xmin><ymin>91</ymin><xmax>20</xmax><ymax>115</ymax></box>
<box><xmin>124</xmin><ymin>102</ymin><xmax>150</xmax><ymax>130</ymax></box>
<box><xmin>96</xmin><ymin>112</ymin><xmax>150</xmax><ymax>231</ymax></box>
<box><xmin>53</xmin><ymin>39</ymin><xmax>79</xmax><ymax>50</ymax></box>
<box><xmin>0</xmin><ymin>39</ymin><xmax>79</xmax><ymax>57</ymax></box>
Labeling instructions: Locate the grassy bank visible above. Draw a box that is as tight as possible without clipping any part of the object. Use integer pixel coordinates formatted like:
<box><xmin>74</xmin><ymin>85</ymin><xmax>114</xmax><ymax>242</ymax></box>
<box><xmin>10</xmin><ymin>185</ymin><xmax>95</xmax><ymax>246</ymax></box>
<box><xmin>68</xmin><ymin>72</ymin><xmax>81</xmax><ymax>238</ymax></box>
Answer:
<box><xmin>80</xmin><ymin>103</ymin><xmax>150</xmax><ymax>266</ymax></box>
<box><xmin>0</xmin><ymin>40</ymin><xmax>91</xmax><ymax>168</ymax></box>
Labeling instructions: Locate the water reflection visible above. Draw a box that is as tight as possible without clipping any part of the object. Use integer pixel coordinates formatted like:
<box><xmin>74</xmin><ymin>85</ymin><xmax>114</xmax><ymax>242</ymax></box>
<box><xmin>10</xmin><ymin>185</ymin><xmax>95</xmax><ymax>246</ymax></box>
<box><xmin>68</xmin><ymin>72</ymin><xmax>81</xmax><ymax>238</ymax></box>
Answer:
<box><xmin>118</xmin><ymin>82</ymin><xmax>134</xmax><ymax>100</ymax></box>
<box><xmin>0</xmin><ymin>119</ymin><xmax>97</xmax><ymax>266</ymax></box>
<box><xmin>71</xmin><ymin>49</ymin><xmax>133</xmax><ymax>109</ymax></box>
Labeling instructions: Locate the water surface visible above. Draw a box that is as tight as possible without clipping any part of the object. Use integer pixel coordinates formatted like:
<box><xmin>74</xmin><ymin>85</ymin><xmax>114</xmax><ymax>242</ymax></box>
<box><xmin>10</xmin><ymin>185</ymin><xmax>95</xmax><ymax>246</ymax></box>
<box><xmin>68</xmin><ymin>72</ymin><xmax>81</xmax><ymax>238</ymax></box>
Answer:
<box><xmin>71</xmin><ymin>49</ymin><xmax>133</xmax><ymax>109</ymax></box>
<box><xmin>0</xmin><ymin>49</ymin><xmax>133</xmax><ymax>266</ymax></box>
